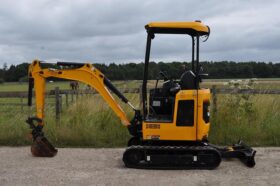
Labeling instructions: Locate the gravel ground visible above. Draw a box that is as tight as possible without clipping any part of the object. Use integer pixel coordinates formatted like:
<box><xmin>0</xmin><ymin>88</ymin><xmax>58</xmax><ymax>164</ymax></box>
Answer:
<box><xmin>0</xmin><ymin>147</ymin><xmax>279</xmax><ymax>186</ymax></box>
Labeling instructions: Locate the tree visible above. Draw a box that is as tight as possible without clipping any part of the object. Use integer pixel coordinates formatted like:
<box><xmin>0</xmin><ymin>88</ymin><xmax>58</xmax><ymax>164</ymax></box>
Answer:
<box><xmin>0</xmin><ymin>61</ymin><xmax>279</xmax><ymax>82</ymax></box>
<box><xmin>3</xmin><ymin>63</ymin><xmax>7</xmax><ymax>70</ymax></box>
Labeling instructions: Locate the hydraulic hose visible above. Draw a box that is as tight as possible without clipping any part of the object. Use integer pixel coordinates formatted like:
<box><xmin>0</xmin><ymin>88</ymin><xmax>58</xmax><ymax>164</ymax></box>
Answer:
<box><xmin>28</xmin><ymin>78</ymin><xmax>34</xmax><ymax>106</ymax></box>
<box><xmin>103</xmin><ymin>77</ymin><xmax>136</xmax><ymax>111</ymax></box>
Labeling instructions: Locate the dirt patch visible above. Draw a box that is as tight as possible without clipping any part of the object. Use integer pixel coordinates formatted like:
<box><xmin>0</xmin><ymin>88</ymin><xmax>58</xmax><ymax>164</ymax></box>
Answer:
<box><xmin>0</xmin><ymin>147</ymin><xmax>279</xmax><ymax>186</ymax></box>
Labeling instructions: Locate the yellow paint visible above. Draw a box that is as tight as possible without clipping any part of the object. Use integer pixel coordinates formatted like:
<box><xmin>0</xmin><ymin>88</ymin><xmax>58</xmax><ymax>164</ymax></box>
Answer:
<box><xmin>143</xmin><ymin>89</ymin><xmax>210</xmax><ymax>141</ymax></box>
<box><xmin>29</xmin><ymin>60</ymin><xmax>131</xmax><ymax>127</ymax></box>
<box><xmin>146</xmin><ymin>21</ymin><xmax>209</xmax><ymax>34</ymax></box>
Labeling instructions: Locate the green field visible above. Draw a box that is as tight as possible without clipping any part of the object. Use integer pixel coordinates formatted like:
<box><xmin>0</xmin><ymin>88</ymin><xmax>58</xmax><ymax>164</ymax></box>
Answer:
<box><xmin>0</xmin><ymin>80</ymin><xmax>279</xmax><ymax>147</ymax></box>
<box><xmin>0</xmin><ymin>81</ymin><xmax>71</xmax><ymax>92</ymax></box>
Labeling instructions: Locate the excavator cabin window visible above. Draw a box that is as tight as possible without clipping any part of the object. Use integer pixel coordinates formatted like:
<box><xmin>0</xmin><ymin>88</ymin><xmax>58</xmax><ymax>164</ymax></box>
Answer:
<box><xmin>176</xmin><ymin>100</ymin><xmax>194</xmax><ymax>126</ymax></box>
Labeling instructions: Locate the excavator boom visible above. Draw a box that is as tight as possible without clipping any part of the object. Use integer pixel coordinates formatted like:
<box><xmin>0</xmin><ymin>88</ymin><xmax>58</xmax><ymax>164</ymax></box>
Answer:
<box><xmin>28</xmin><ymin>60</ymin><xmax>134</xmax><ymax>126</ymax></box>
<box><xmin>27</xmin><ymin>60</ymin><xmax>137</xmax><ymax>157</ymax></box>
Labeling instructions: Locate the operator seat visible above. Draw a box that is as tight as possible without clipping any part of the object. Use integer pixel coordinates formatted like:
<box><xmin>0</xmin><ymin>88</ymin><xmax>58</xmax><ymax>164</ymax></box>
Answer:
<box><xmin>179</xmin><ymin>70</ymin><xmax>196</xmax><ymax>90</ymax></box>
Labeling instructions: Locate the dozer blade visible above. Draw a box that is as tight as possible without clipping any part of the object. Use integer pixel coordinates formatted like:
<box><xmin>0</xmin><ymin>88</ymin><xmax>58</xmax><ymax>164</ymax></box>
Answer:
<box><xmin>222</xmin><ymin>140</ymin><xmax>256</xmax><ymax>168</ymax></box>
<box><xmin>210</xmin><ymin>140</ymin><xmax>256</xmax><ymax>168</ymax></box>
<box><xmin>26</xmin><ymin>117</ymin><xmax>58</xmax><ymax>157</ymax></box>
<box><xmin>31</xmin><ymin>136</ymin><xmax>58</xmax><ymax>157</ymax></box>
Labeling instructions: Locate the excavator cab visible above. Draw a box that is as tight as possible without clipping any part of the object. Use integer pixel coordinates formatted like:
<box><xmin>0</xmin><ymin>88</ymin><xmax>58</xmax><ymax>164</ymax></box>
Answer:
<box><xmin>123</xmin><ymin>21</ymin><xmax>255</xmax><ymax>169</ymax></box>
<box><xmin>141</xmin><ymin>21</ymin><xmax>211</xmax><ymax>141</ymax></box>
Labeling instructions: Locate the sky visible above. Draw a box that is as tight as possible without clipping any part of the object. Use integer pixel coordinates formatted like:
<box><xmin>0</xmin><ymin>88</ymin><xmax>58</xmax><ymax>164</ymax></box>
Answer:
<box><xmin>0</xmin><ymin>0</ymin><xmax>279</xmax><ymax>66</ymax></box>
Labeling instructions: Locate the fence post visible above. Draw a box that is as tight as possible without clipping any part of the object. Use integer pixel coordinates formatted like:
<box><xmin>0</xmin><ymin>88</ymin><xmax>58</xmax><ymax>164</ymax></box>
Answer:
<box><xmin>138</xmin><ymin>84</ymin><xmax>143</xmax><ymax>111</ymax></box>
<box><xmin>66</xmin><ymin>93</ymin><xmax>69</xmax><ymax>107</ymax></box>
<box><xmin>212</xmin><ymin>85</ymin><xmax>217</xmax><ymax>114</ymax></box>
<box><xmin>55</xmin><ymin>87</ymin><xmax>60</xmax><ymax>120</ymax></box>
<box><xmin>59</xmin><ymin>95</ymin><xmax>62</xmax><ymax>113</ymax></box>
<box><xmin>71</xmin><ymin>90</ymin><xmax>74</xmax><ymax>103</ymax></box>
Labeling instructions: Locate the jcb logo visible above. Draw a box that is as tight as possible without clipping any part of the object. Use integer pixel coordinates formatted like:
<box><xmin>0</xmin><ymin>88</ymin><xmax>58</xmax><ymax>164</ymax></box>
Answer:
<box><xmin>146</xmin><ymin>124</ymin><xmax>160</xmax><ymax>129</ymax></box>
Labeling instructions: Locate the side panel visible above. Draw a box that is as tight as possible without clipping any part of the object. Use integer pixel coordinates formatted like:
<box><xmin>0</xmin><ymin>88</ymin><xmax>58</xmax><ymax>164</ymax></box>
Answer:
<box><xmin>142</xmin><ymin>89</ymin><xmax>210</xmax><ymax>141</ymax></box>
<box><xmin>143</xmin><ymin>90</ymin><xmax>197</xmax><ymax>141</ymax></box>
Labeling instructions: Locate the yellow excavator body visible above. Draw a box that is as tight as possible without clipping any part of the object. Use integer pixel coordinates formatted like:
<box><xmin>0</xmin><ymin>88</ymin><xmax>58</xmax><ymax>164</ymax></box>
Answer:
<box><xmin>26</xmin><ymin>21</ymin><xmax>256</xmax><ymax>169</ymax></box>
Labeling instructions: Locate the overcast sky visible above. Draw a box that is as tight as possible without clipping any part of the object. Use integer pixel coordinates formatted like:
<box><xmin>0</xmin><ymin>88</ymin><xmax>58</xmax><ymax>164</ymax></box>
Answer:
<box><xmin>0</xmin><ymin>0</ymin><xmax>279</xmax><ymax>66</ymax></box>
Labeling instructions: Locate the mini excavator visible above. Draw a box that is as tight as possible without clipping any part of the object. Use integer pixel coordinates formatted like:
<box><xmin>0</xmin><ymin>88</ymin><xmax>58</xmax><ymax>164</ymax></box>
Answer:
<box><xmin>26</xmin><ymin>21</ymin><xmax>256</xmax><ymax>169</ymax></box>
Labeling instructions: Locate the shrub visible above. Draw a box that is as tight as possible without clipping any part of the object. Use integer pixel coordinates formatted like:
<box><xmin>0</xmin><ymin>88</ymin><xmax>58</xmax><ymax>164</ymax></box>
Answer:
<box><xmin>18</xmin><ymin>76</ymin><xmax>29</xmax><ymax>83</ymax></box>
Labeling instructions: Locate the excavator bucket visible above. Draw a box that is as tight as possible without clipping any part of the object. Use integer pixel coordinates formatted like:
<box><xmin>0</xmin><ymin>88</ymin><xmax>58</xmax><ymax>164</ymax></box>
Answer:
<box><xmin>26</xmin><ymin>117</ymin><xmax>58</xmax><ymax>157</ymax></box>
<box><xmin>31</xmin><ymin>136</ymin><xmax>57</xmax><ymax>157</ymax></box>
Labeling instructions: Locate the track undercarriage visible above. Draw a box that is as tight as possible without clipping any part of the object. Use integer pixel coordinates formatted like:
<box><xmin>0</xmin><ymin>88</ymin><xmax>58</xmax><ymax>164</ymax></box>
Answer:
<box><xmin>123</xmin><ymin>145</ymin><xmax>221</xmax><ymax>169</ymax></box>
<box><xmin>123</xmin><ymin>140</ymin><xmax>256</xmax><ymax>169</ymax></box>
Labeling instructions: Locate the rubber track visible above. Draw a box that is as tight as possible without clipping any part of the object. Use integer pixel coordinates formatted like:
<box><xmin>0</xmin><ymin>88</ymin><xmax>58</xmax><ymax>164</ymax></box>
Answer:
<box><xmin>123</xmin><ymin>145</ymin><xmax>222</xmax><ymax>170</ymax></box>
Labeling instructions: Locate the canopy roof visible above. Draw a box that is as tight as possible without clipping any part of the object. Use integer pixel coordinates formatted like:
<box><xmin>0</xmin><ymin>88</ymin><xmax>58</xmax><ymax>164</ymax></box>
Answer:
<box><xmin>145</xmin><ymin>21</ymin><xmax>209</xmax><ymax>36</ymax></box>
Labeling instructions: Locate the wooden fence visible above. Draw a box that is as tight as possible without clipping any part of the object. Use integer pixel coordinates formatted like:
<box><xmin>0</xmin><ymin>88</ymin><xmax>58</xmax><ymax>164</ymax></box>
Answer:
<box><xmin>0</xmin><ymin>86</ymin><xmax>279</xmax><ymax>119</ymax></box>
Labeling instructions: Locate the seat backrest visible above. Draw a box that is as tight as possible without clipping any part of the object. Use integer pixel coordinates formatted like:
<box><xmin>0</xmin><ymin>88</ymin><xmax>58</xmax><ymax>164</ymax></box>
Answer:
<box><xmin>179</xmin><ymin>70</ymin><xmax>196</xmax><ymax>90</ymax></box>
